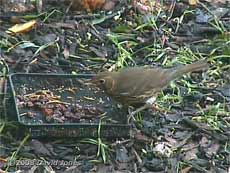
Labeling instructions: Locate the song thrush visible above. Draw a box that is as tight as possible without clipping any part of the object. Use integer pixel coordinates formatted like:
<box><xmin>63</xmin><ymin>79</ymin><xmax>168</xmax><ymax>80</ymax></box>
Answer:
<box><xmin>91</xmin><ymin>60</ymin><xmax>208</xmax><ymax>121</ymax></box>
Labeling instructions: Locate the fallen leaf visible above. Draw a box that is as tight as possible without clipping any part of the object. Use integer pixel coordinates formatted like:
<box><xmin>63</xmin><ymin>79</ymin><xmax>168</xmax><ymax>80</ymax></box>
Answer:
<box><xmin>6</xmin><ymin>20</ymin><xmax>37</xmax><ymax>34</ymax></box>
<box><xmin>1</xmin><ymin>1</ymin><xmax>35</xmax><ymax>13</ymax></box>
<box><xmin>116</xmin><ymin>145</ymin><xmax>129</xmax><ymax>163</ymax></box>
<box><xmin>63</xmin><ymin>47</ymin><xmax>70</xmax><ymax>59</ymax></box>
<box><xmin>144</xmin><ymin>158</ymin><xmax>164</xmax><ymax>171</ymax></box>
<box><xmin>206</xmin><ymin>143</ymin><xmax>220</xmax><ymax>158</ymax></box>
<box><xmin>83</xmin><ymin>0</ymin><xmax>106</xmax><ymax>11</ymax></box>
<box><xmin>67</xmin><ymin>0</ymin><xmax>105</xmax><ymax>12</ymax></box>
<box><xmin>183</xmin><ymin>143</ymin><xmax>198</xmax><ymax>161</ymax></box>
<box><xmin>199</xmin><ymin>136</ymin><xmax>209</xmax><ymax>148</ymax></box>
<box><xmin>42</xmin><ymin>108</ymin><xmax>54</xmax><ymax>117</ymax></box>
<box><xmin>30</xmin><ymin>139</ymin><xmax>52</xmax><ymax>157</ymax></box>
<box><xmin>189</xmin><ymin>0</ymin><xmax>198</xmax><ymax>6</ymax></box>
<box><xmin>133</xmin><ymin>1</ymin><xmax>151</xmax><ymax>14</ymax></box>
<box><xmin>181</xmin><ymin>166</ymin><xmax>192</xmax><ymax>173</ymax></box>
<box><xmin>103</xmin><ymin>0</ymin><xmax>117</xmax><ymax>11</ymax></box>
<box><xmin>195</xmin><ymin>9</ymin><xmax>212</xmax><ymax>24</ymax></box>
<box><xmin>134</xmin><ymin>131</ymin><xmax>152</xmax><ymax>143</ymax></box>
<box><xmin>154</xmin><ymin>142</ymin><xmax>173</xmax><ymax>157</ymax></box>
<box><xmin>95</xmin><ymin>164</ymin><xmax>114</xmax><ymax>172</ymax></box>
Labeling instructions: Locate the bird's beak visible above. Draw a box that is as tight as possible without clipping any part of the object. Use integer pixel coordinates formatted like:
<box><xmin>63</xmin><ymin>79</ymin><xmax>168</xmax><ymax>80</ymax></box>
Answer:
<box><xmin>85</xmin><ymin>77</ymin><xmax>100</xmax><ymax>87</ymax></box>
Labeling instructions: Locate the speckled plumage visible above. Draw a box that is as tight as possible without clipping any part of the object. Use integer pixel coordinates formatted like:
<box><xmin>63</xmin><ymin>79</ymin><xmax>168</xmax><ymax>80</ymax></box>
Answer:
<box><xmin>91</xmin><ymin>60</ymin><xmax>208</xmax><ymax>106</ymax></box>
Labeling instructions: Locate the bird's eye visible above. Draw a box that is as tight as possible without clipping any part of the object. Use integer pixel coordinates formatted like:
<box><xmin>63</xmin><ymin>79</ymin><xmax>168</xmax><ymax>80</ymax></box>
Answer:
<box><xmin>99</xmin><ymin>79</ymin><xmax>105</xmax><ymax>84</ymax></box>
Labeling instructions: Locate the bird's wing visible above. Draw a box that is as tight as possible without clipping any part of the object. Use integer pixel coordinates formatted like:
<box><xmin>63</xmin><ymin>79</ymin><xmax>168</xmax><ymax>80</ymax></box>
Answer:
<box><xmin>135</xmin><ymin>68</ymin><xmax>170</xmax><ymax>95</ymax></box>
<box><xmin>112</xmin><ymin>67</ymin><xmax>169</xmax><ymax>98</ymax></box>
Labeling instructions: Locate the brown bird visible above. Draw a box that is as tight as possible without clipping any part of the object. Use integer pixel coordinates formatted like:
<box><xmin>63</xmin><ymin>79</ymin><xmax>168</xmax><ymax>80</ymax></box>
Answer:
<box><xmin>91</xmin><ymin>60</ymin><xmax>209</xmax><ymax>121</ymax></box>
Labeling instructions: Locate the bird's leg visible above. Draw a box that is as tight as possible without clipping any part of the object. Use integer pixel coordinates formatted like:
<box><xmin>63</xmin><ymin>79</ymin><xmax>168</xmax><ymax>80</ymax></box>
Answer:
<box><xmin>128</xmin><ymin>104</ymin><xmax>152</xmax><ymax>123</ymax></box>
<box><xmin>127</xmin><ymin>97</ymin><xmax>156</xmax><ymax>123</ymax></box>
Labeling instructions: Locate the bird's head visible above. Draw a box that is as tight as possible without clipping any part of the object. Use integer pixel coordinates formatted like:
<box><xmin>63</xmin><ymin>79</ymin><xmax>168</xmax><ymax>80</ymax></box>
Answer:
<box><xmin>90</xmin><ymin>72</ymin><xmax>115</xmax><ymax>92</ymax></box>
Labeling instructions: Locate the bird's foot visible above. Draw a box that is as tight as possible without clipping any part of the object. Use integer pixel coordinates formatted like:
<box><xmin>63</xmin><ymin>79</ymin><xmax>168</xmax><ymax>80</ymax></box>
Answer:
<box><xmin>128</xmin><ymin>107</ymin><xmax>136</xmax><ymax>123</ymax></box>
<box><xmin>127</xmin><ymin>104</ymin><xmax>152</xmax><ymax>123</ymax></box>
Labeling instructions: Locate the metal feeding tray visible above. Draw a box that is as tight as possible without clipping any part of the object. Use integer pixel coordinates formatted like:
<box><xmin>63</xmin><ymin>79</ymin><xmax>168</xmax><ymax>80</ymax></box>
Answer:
<box><xmin>7</xmin><ymin>73</ymin><xmax>130</xmax><ymax>138</ymax></box>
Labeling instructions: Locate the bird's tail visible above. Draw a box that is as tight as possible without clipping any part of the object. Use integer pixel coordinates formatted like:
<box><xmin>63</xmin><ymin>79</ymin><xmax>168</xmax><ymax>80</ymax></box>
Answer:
<box><xmin>168</xmin><ymin>60</ymin><xmax>209</xmax><ymax>80</ymax></box>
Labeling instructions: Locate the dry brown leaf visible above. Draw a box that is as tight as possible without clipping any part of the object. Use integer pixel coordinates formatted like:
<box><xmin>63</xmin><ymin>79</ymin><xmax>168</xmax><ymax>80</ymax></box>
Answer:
<box><xmin>6</xmin><ymin>20</ymin><xmax>37</xmax><ymax>34</ymax></box>
<box><xmin>189</xmin><ymin>0</ymin><xmax>199</xmax><ymax>6</ymax></box>
<box><xmin>42</xmin><ymin>108</ymin><xmax>54</xmax><ymax>117</ymax></box>
<box><xmin>133</xmin><ymin>1</ymin><xmax>151</xmax><ymax>14</ymax></box>
<box><xmin>67</xmin><ymin>0</ymin><xmax>106</xmax><ymax>12</ymax></box>
<box><xmin>133</xmin><ymin>0</ymin><xmax>164</xmax><ymax>14</ymax></box>
<box><xmin>83</xmin><ymin>0</ymin><xmax>106</xmax><ymax>11</ymax></box>
<box><xmin>181</xmin><ymin>166</ymin><xmax>192</xmax><ymax>173</ymax></box>
<box><xmin>0</xmin><ymin>0</ymin><xmax>35</xmax><ymax>13</ymax></box>
<box><xmin>103</xmin><ymin>0</ymin><xmax>117</xmax><ymax>11</ymax></box>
